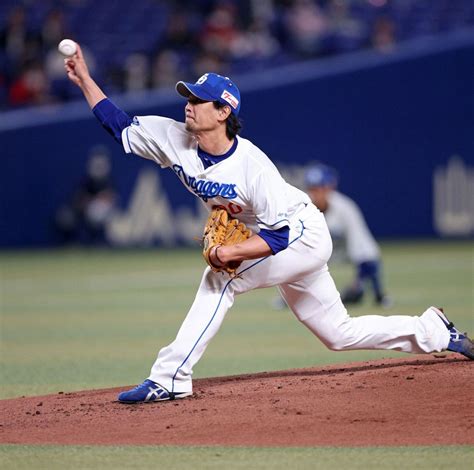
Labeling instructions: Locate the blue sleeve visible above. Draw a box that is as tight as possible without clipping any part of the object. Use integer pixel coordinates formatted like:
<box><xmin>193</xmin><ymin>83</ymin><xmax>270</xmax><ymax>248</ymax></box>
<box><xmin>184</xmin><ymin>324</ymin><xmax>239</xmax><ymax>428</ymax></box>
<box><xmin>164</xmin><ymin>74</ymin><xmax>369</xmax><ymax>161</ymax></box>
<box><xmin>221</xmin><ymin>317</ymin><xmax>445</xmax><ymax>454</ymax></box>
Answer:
<box><xmin>258</xmin><ymin>226</ymin><xmax>289</xmax><ymax>255</ymax></box>
<box><xmin>92</xmin><ymin>98</ymin><xmax>133</xmax><ymax>144</ymax></box>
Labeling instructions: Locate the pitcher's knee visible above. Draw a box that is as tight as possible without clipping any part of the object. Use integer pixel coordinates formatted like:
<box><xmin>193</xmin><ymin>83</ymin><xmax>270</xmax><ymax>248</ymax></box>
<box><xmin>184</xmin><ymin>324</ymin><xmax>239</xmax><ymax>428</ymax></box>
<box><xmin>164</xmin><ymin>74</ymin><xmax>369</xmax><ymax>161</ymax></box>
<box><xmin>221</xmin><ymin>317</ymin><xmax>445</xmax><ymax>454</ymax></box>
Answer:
<box><xmin>320</xmin><ymin>336</ymin><xmax>349</xmax><ymax>351</ymax></box>
<box><xmin>302</xmin><ymin>315</ymin><xmax>355</xmax><ymax>351</ymax></box>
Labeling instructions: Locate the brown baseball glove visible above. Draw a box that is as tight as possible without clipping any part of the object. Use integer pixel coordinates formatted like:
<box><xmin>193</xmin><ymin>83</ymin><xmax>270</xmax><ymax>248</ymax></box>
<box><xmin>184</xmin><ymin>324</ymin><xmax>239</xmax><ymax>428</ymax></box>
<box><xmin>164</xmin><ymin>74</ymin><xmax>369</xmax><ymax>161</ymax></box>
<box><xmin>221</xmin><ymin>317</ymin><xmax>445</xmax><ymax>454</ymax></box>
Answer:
<box><xmin>202</xmin><ymin>208</ymin><xmax>251</xmax><ymax>277</ymax></box>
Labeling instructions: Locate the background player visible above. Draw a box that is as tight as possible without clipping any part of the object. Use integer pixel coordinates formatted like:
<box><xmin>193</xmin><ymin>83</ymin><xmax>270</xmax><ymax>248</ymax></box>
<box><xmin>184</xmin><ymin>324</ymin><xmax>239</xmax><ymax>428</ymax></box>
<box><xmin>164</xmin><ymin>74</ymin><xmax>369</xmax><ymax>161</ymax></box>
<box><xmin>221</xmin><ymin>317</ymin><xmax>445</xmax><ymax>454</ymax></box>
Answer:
<box><xmin>63</xmin><ymin>42</ymin><xmax>473</xmax><ymax>403</ymax></box>
<box><xmin>305</xmin><ymin>163</ymin><xmax>391</xmax><ymax>307</ymax></box>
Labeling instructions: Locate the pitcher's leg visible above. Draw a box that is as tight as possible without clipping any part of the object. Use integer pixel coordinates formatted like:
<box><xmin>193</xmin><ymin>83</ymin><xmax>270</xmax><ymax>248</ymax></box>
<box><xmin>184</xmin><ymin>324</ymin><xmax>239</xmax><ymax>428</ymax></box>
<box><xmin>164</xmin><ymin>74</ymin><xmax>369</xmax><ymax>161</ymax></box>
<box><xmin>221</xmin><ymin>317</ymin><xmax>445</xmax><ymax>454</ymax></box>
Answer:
<box><xmin>149</xmin><ymin>219</ymin><xmax>329</xmax><ymax>394</ymax></box>
<box><xmin>146</xmin><ymin>218</ymin><xmax>326</xmax><ymax>395</ymax></box>
<box><xmin>149</xmin><ymin>268</ymin><xmax>236</xmax><ymax>393</ymax></box>
<box><xmin>280</xmin><ymin>266</ymin><xmax>450</xmax><ymax>354</ymax></box>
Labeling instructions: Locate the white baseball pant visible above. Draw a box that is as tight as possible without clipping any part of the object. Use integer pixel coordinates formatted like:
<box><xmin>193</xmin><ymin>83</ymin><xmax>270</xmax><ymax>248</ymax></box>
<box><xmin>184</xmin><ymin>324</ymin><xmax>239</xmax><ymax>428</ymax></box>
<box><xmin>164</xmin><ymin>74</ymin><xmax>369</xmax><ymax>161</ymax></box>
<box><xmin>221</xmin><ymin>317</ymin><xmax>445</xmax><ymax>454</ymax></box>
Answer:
<box><xmin>149</xmin><ymin>204</ymin><xmax>450</xmax><ymax>393</ymax></box>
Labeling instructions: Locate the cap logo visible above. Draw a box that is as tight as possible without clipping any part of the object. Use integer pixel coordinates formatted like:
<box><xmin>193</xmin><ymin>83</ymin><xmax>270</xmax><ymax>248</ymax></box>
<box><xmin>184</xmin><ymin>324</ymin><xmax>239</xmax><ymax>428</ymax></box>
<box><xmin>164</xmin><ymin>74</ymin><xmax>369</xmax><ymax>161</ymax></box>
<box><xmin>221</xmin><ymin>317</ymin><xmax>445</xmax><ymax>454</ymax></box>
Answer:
<box><xmin>196</xmin><ymin>74</ymin><xmax>209</xmax><ymax>85</ymax></box>
<box><xmin>221</xmin><ymin>90</ymin><xmax>239</xmax><ymax>109</ymax></box>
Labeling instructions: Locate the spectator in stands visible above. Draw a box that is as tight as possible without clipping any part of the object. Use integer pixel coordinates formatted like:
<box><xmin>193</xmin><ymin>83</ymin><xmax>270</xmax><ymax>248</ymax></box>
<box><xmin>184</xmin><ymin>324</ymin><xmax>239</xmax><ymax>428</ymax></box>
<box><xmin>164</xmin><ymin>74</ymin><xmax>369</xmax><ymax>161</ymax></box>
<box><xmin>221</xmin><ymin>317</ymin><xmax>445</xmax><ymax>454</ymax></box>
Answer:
<box><xmin>151</xmin><ymin>49</ymin><xmax>182</xmax><ymax>89</ymax></box>
<box><xmin>124</xmin><ymin>53</ymin><xmax>149</xmax><ymax>92</ymax></box>
<box><xmin>370</xmin><ymin>16</ymin><xmax>397</xmax><ymax>53</ymax></box>
<box><xmin>8</xmin><ymin>61</ymin><xmax>51</xmax><ymax>107</ymax></box>
<box><xmin>231</xmin><ymin>17</ymin><xmax>281</xmax><ymax>62</ymax></box>
<box><xmin>0</xmin><ymin>73</ymin><xmax>7</xmax><ymax>108</ymax></box>
<box><xmin>41</xmin><ymin>8</ymin><xmax>68</xmax><ymax>51</ymax></box>
<box><xmin>192</xmin><ymin>50</ymin><xmax>226</xmax><ymax>78</ymax></box>
<box><xmin>327</xmin><ymin>0</ymin><xmax>366</xmax><ymax>53</ymax></box>
<box><xmin>160</xmin><ymin>10</ymin><xmax>197</xmax><ymax>53</ymax></box>
<box><xmin>199</xmin><ymin>2</ymin><xmax>241</xmax><ymax>58</ymax></box>
<box><xmin>283</xmin><ymin>0</ymin><xmax>330</xmax><ymax>57</ymax></box>
<box><xmin>0</xmin><ymin>5</ymin><xmax>40</xmax><ymax>70</ymax></box>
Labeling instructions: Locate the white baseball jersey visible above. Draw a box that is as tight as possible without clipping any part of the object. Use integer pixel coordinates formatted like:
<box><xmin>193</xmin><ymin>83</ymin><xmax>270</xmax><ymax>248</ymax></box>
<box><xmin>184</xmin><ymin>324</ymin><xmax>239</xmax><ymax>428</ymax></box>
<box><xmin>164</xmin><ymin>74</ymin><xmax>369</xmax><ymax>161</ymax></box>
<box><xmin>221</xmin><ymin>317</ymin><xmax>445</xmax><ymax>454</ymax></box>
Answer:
<box><xmin>118</xmin><ymin>115</ymin><xmax>449</xmax><ymax>395</ymax></box>
<box><xmin>324</xmin><ymin>190</ymin><xmax>380</xmax><ymax>263</ymax></box>
<box><xmin>122</xmin><ymin>116</ymin><xmax>311</xmax><ymax>233</ymax></box>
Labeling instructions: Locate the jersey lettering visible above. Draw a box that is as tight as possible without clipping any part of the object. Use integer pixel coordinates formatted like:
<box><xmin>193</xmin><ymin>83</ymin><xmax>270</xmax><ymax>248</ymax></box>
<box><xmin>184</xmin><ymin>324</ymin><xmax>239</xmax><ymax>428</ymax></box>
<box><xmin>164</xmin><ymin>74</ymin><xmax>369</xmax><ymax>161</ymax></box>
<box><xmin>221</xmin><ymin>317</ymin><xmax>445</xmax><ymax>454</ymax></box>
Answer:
<box><xmin>172</xmin><ymin>165</ymin><xmax>238</xmax><ymax>202</ymax></box>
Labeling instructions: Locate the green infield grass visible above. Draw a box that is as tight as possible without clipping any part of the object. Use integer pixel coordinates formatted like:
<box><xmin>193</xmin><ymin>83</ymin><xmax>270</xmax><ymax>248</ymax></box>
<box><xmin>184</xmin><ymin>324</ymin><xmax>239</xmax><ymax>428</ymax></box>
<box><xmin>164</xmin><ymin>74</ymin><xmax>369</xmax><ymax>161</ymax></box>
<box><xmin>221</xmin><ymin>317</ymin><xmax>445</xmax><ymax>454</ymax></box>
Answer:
<box><xmin>0</xmin><ymin>444</ymin><xmax>473</xmax><ymax>470</ymax></box>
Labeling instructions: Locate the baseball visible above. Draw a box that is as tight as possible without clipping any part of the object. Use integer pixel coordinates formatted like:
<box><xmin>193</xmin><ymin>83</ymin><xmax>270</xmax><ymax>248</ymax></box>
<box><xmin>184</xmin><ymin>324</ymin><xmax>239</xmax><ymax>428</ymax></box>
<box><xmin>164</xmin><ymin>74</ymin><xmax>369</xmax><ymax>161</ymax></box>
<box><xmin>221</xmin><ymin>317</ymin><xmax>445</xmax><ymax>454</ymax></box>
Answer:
<box><xmin>58</xmin><ymin>39</ymin><xmax>77</xmax><ymax>57</ymax></box>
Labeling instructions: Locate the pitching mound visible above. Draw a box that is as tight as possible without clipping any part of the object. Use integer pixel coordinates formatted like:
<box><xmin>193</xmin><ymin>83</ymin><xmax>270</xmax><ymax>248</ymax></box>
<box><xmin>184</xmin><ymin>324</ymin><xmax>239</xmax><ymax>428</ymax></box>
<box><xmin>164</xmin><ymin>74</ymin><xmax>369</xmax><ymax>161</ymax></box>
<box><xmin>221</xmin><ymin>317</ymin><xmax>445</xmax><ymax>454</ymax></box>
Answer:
<box><xmin>1</xmin><ymin>356</ymin><xmax>473</xmax><ymax>447</ymax></box>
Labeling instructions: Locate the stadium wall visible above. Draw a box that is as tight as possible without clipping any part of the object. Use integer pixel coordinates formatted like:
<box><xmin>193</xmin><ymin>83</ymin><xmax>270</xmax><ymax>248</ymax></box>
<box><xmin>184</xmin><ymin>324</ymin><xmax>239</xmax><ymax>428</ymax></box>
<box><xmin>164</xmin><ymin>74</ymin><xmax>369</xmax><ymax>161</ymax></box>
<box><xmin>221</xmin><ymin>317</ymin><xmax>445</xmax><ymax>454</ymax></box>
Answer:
<box><xmin>1</xmin><ymin>32</ymin><xmax>473</xmax><ymax>247</ymax></box>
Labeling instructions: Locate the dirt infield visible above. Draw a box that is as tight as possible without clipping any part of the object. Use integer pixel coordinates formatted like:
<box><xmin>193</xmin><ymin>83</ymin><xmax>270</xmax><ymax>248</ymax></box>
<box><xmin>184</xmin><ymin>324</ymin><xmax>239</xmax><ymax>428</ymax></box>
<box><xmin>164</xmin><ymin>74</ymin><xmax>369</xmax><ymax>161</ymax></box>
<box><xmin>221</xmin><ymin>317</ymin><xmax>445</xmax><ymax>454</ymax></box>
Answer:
<box><xmin>1</xmin><ymin>355</ymin><xmax>473</xmax><ymax>447</ymax></box>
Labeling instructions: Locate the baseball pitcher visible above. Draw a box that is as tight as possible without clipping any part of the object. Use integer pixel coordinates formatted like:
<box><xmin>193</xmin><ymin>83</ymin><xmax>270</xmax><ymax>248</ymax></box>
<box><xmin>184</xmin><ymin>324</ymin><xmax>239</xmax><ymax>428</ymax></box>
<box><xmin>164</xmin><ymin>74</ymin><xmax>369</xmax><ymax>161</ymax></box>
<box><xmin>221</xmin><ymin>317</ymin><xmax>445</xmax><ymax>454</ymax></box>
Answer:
<box><xmin>63</xmin><ymin>42</ymin><xmax>474</xmax><ymax>403</ymax></box>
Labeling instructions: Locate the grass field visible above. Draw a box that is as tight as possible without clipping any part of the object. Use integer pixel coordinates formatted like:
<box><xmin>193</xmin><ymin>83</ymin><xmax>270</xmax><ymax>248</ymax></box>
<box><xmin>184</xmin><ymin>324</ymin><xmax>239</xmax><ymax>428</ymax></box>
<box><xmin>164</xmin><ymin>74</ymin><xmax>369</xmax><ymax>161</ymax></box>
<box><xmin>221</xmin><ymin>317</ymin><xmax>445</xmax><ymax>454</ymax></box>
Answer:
<box><xmin>1</xmin><ymin>444</ymin><xmax>473</xmax><ymax>470</ymax></box>
<box><xmin>1</xmin><ymin>240</ymin><xmax>473</xmax><ymax>469</ymax></box>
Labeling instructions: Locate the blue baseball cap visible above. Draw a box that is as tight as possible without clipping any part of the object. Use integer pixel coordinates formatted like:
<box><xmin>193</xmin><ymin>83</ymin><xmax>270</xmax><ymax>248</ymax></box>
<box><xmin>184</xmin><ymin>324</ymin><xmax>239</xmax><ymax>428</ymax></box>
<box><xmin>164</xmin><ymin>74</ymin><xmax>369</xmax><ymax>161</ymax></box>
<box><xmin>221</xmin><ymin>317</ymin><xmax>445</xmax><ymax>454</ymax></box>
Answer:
<box><xmin>305</xmin><ymin>164</ymin><xmax>338</xmax><ymax>188</ymax></box>
<box><xmin>176</xmin><ymin>73</ymin><xmax>241</xmax><ymax>115</ymax></box>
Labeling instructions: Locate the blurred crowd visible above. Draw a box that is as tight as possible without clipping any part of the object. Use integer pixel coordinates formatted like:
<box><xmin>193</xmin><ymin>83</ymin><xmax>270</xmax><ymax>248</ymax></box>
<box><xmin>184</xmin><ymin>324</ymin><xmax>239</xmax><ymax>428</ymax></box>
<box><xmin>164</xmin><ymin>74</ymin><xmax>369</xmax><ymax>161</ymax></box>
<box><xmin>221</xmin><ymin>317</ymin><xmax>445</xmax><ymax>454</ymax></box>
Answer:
<box><xmin>1</xmin><ymin>0</ymin><xmax>472</xmax><ymax>110</ymax></box>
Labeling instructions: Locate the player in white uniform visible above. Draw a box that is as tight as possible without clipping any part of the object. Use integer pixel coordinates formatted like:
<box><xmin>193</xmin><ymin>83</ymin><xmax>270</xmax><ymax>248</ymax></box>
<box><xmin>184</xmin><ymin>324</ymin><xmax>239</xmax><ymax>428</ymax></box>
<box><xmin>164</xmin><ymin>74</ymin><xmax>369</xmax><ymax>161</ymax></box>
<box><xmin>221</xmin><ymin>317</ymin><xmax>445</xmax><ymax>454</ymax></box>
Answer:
<box><xmin>304</xmin><ymin>163</ymin><xmax>391</xmax><ymax>307</ymax></box>
<box><xmin>64</xmin><ymin>44</ymin><xmax>474</xmax><ymax>403</ymax></box>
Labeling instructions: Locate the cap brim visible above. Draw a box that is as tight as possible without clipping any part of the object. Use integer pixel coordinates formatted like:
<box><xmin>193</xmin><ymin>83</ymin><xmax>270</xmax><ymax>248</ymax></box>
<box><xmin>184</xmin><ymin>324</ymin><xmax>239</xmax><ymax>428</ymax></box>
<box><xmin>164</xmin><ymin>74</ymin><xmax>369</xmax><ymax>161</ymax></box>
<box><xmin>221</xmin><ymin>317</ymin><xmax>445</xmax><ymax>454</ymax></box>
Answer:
<box><xmin>175</xmin><ymin>81</ymin><xmax>215</xmax><ymax>101</ymax></box>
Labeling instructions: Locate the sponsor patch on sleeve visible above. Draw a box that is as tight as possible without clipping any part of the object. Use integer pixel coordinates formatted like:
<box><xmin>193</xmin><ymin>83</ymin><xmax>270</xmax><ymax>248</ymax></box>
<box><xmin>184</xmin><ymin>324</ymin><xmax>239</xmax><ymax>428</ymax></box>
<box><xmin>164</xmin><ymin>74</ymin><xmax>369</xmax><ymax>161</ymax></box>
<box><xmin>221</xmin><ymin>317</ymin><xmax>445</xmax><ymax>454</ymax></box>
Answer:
<box><xmin>221</xmin><ymin>90</ymin><xmax>239</xmax><ymax>109</ymax></box>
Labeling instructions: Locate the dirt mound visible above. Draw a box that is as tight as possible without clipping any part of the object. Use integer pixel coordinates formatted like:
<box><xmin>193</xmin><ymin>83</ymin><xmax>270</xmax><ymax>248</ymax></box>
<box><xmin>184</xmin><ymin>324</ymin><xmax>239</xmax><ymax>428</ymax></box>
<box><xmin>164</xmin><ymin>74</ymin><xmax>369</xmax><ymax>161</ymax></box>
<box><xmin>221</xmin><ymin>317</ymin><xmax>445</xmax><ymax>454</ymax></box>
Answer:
<box><xmin>1</xmin><ymin>356</ymin><xmax>473</xmax><ymax>447</ymax></box>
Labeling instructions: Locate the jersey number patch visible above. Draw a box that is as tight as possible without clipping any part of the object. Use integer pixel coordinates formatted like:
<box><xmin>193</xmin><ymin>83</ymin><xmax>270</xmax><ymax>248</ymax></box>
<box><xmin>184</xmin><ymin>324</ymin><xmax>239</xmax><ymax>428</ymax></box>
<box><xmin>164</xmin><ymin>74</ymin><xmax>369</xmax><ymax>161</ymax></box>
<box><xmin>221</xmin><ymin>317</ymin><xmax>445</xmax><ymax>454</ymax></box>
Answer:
<box><xmin>214</xmin><ymin>202</ymin><xmax>242</xmax><ymax>215</ymax></box>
